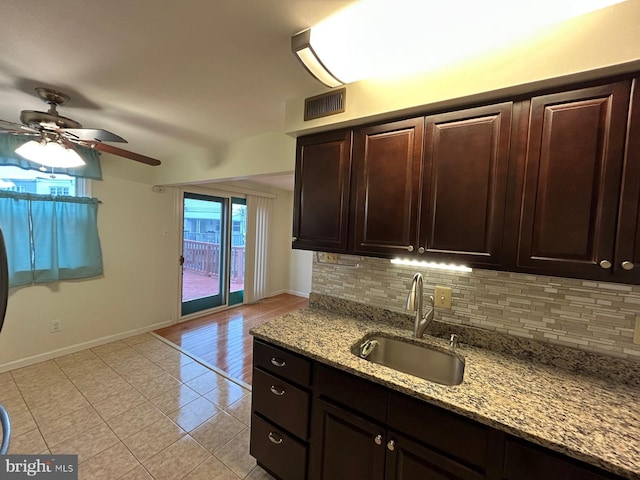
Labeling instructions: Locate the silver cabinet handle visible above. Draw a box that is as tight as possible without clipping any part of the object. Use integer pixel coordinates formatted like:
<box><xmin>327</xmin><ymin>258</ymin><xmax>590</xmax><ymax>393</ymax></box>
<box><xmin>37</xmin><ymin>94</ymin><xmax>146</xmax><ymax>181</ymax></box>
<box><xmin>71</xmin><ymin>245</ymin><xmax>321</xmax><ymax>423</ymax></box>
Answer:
<box><xmin>599</xmin><ymin>260</ymin><xmax>612</xmax><ymax>269</ymax></box>
<box><xmin>270</xmin><ymin>358</ymin><xmax>286</xmax><ymax>368</ymax></box>
<box><xmin>270</xmin><ymin>385</ymin><xmax>285</xmax><ymax>396</ymax></box>
<box><xmin>622</xmin><ymin>261</ymin><xmax>634</xmax><ymax>271</ymax></box>
<box><xmin>374</xmin><ymin>434</ymin><xmax>383</xmax><ymax>445</ymax></box>
<box><xmin>268</xmin><ymin>432</ymin><xmax>283</xmax><ymax>445</ymax></box>
<box><xmin>407</xmin><ymin>245</ymin><xmax>414</xmax><ymax>252</ymax></box>
<box><xmin>418</xmin><ymin>247</ymin><xmax>425</xmax><ymax>254</ymax></box>
<box><xmin>292</xmin><ymin>237</ymin><xmax>298</xmax><ymax>242</ymax></box>
<box><xmin>387</xmin><ymin>439</ymin><xmax>395</xmax><ymax>451</ymax></box>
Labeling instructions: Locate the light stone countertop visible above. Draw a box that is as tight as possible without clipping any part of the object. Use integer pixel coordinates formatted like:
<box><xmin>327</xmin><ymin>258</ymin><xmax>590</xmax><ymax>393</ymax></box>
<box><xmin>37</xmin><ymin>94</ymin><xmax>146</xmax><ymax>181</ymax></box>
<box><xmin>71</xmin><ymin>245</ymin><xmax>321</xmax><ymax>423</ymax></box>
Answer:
<box><xmin>251</xmin><ymin>298</ymin><xmax>640</xmax><ymax>480</ymax></box>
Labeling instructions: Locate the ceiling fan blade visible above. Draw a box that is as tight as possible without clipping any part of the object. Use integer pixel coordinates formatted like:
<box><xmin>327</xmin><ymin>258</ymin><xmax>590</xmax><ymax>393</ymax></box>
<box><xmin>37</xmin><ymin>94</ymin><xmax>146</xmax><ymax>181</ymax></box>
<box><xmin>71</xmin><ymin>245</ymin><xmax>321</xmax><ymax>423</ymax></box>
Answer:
<box><xmin>0</xmin><ymin>119</ymin><xmax>38</xmax><ymax>133</ymax></box>
<box><xmin>88</xmin><ymin>142</ymin><xmax>161</xmax><ymax>166</ymax></box>
<box><xmin>61</xmin><ymin>128</ymin><xmax>127</xmax><ymax>143</ymax></box>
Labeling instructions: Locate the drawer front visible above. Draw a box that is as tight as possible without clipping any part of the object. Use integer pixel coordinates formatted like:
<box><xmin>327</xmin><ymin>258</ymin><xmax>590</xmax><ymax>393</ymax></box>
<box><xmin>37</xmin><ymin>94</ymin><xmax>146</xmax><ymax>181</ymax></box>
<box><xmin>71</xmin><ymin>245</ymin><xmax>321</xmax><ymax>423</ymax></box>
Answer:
<box><xmin>316</xmin><ymin>364</ymin><xmax>388</xmax><ymax>423</ymax></box>
<box><xmin>252</xmin><ymin>368</ymin><xmax>310</xmax><ymax>439</ymax></box>
<box><xmin>251</xmin><ymin>413</ymin><xmax>307</xmax><ymax>480</ymax></box>
<box><xmin>388</xmin><ymin>392</ymin><xmax>488</xmax><ymax>471</ymax></box>
<box><xmin>254</xmin><ymin>339</ymin><xmax>311</xmax><ymax>387</ymax></box>
<box><xmin>504</xmin><ymin>438</ymin><xmax>622</xmax><ymax>480</ymax></box>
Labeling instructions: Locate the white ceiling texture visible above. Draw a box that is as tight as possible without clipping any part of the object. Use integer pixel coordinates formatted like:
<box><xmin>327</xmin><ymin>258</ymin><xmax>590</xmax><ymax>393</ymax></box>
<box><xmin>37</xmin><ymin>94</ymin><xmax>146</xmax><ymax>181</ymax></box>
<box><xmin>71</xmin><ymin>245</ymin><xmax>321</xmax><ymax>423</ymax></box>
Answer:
<box><xmin>0</xmin><ymin>1</ymin><xmax>355</xmax><ymax>190</ymax></box>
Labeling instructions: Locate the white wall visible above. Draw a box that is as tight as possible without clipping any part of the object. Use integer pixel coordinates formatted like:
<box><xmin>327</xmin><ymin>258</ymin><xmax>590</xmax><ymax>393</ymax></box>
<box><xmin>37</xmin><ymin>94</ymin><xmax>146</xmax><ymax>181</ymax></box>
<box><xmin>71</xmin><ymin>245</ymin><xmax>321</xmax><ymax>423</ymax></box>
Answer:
<box><xmin>289</xmin><ymin>249</ymin><xmax>313</xmax><ymax>297</ymax></box>
<box><xmin>0</xmin><ymin>166</ymin><xmax>179</xmax><ymax>371</ymax></box>
<box><xmin>285</xmin><ymin>0</ymin><xmax>640</xmax><ymax>136</ymax></box>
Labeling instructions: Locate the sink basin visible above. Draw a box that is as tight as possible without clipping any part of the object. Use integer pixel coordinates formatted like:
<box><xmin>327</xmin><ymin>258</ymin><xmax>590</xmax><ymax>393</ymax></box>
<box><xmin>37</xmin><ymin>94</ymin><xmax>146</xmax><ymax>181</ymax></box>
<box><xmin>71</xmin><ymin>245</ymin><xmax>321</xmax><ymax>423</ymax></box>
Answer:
<box><xmin>353</xmin><ymin>334</ymin><xmax>465</xmax><ymax>386</ymax></box>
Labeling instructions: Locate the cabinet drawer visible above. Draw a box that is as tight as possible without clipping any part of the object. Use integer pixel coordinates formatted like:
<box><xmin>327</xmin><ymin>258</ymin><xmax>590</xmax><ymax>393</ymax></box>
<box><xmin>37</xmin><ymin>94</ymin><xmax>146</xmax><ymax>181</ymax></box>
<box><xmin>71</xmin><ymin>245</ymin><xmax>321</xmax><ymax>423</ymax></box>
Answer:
<box><xmin>388</xmin><ymin>392</ymin><xmax>488</xmax><ymax>471</ymax></box>
<box><xmin>251</xmin><ymin>413</ymin><xmax>307</xmax><ymax>480</ymax></box>
<box><xmin>254</xmin><ymin>339</ymin><xmax>311</xmax><ymax>387</ymax></box>
<box><xmin>316</xmin><ymin>364</ymin><xmax>388</xmax><ymax>423</ymax></box>
<box><xmin>252</xmin><ymin>368</ymin><xmax>310</xmax><ymax>439</ymax></box>
<box><xmin>504</xmin><ymin>438</ymin><xmax>623</xmax><ymax>480</ymax></box>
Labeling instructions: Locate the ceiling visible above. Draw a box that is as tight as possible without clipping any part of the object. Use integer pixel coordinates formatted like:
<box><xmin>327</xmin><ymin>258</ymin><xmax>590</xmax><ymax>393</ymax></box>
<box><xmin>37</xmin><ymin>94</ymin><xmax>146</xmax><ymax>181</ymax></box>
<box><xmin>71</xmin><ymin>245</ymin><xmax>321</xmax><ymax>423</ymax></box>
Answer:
<box><xmin>0</xmin><ymin>0</ymin><xmax>354</xmax><ymax>180</ymax></box>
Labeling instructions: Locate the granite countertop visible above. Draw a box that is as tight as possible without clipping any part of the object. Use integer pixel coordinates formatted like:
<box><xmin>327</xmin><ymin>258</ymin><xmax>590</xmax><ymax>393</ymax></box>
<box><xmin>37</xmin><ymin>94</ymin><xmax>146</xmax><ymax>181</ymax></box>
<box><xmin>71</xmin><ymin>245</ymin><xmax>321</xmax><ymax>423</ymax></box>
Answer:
<box><xmin>251</xmin><ymin>295</ymin><xmax>640</xmax><ymax>480</ymax></box>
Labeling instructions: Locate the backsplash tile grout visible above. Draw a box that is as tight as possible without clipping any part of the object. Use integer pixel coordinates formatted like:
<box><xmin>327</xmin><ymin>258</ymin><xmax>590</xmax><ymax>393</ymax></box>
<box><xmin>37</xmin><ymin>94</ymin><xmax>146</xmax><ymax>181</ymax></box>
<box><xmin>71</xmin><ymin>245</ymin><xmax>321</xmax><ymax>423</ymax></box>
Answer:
<box><xmin>311</xmin><ymin>255</ymin><xmax>640</xmax><ymax>361</ymax></box>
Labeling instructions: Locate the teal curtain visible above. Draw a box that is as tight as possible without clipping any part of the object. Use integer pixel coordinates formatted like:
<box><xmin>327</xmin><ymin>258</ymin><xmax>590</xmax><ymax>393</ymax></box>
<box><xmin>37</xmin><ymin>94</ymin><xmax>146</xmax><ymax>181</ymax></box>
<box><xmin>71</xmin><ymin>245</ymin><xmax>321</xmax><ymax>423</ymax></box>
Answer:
<box><xmin>0</xmin><ymin>191</ymin><xmax>103</xmax><ymax>287</ymax></box>
<box><xmin>0</xmin><ymin>135</ymin><xmax>102</xmax><ymax>180</ymax></box>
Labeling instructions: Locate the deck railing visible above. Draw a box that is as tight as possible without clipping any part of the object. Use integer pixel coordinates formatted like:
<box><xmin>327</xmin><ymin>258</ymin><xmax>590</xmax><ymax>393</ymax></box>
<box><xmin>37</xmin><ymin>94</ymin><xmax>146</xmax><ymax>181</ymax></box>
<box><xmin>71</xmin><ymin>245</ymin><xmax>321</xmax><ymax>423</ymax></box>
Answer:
<box><xmin>183</xmin><ymin>240</ymin><xmax>245</xmax><ymax>282</ymax></box>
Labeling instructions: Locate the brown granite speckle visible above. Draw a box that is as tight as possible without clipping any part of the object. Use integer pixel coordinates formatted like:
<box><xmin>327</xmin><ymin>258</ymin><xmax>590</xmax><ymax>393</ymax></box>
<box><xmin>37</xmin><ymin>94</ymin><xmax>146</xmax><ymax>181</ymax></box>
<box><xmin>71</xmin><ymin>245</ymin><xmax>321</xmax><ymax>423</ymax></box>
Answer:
<box><xmin>251</xmin><ymin>295</ymin><xmax>640</xmax><ymax>480</ymax></box>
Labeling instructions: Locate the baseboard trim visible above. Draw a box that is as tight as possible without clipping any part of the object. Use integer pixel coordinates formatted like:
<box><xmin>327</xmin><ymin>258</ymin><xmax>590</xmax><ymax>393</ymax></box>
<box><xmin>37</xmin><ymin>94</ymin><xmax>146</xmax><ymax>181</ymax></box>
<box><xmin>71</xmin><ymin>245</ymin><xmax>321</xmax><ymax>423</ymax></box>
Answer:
<box><xmin>286</xmin><ymin>289</ymin><xmax>310</xmax><ymax>298</ymax></box>
<box><xmin>0</xmin><ymin>320</ymin><xmax>172</xmax><ymax>373</ymax></box>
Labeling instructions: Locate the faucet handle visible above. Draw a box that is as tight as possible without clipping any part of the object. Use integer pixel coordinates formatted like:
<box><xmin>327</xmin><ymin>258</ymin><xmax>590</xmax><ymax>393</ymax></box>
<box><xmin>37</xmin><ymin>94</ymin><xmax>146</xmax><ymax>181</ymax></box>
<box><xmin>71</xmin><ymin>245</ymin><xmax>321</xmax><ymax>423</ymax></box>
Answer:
<box><xmin>449</xmin><ymin>333</ymin><xmax>459</xmax><ymax>348</ymax></box>
<box><xmin>428</xmin><ymin>295</ymin><xmax>434</xmax><ymax>308</ymax></box>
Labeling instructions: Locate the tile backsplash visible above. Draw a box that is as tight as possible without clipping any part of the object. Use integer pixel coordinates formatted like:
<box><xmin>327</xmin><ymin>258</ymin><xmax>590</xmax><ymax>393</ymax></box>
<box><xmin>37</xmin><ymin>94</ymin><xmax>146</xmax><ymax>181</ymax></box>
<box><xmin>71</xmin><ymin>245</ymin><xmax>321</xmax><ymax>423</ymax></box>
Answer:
<box><xmin>312</xmin><ymin>255</ymin><xmax>640</xmax><ymax>361</ymax></box>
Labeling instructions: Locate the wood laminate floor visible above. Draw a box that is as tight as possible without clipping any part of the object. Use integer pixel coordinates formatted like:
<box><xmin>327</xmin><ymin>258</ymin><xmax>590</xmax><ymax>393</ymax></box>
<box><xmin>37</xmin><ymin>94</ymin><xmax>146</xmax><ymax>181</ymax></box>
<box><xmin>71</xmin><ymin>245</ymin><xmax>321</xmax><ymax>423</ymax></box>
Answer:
<box><xmin>154</xmin><ymin>294</ymin><xmax>309</xmax><ymax>385</ymax></box>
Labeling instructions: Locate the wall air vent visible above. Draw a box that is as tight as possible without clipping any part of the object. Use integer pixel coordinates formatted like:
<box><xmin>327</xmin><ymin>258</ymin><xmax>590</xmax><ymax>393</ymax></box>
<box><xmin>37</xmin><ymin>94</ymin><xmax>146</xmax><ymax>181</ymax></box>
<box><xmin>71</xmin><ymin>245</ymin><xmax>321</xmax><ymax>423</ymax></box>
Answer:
<box><xmin>304</xmin><ymin>88</ymin><xmax>346</xmax><ymax>121</ymax></box>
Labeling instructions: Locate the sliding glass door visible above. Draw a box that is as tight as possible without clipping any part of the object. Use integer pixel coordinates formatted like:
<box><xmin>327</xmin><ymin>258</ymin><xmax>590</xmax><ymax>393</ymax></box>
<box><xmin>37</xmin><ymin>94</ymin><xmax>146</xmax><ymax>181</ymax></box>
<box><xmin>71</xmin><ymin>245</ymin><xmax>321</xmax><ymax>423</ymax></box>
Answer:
<box><xmin>181</xmin><ymin>193</ymin><xmax>227</xmax><ymax>315</ymax></box>
<box><xmin>180</xmin><ymin>193</ymin><xmax>247</xmax><ymax>316</ymax></box>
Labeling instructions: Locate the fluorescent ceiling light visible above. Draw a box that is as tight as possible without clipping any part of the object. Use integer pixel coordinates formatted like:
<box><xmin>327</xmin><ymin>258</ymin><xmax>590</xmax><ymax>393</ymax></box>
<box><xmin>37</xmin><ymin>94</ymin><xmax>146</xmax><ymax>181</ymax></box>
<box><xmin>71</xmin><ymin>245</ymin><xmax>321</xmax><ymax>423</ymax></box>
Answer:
<box><xmin>391</xmin><ymin>258</ymin><xmax>472</xmax><ymax>273</ymax></box>
<box><xmin>297</xmin><ymin>0</ymin><xmax>627</xmax><ymax>85</ymax></box>
<box><xmin>15</xmin><ymin>139</ymin><xmax>86</xmax><ymax>169</ymax></box>
<box><xmin>292</xmin><ymin>29</ymin><xmax>344</xmax><ymax>88</ymax></box>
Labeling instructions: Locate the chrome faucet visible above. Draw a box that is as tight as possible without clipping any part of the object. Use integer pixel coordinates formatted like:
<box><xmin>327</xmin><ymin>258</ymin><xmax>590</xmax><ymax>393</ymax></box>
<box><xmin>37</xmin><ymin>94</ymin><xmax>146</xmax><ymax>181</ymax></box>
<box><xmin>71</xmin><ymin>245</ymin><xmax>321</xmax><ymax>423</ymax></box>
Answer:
<box><xmin>405</xmin><ymin>273</ymin><xmax>434</xmax><ymax>338</ymax></box>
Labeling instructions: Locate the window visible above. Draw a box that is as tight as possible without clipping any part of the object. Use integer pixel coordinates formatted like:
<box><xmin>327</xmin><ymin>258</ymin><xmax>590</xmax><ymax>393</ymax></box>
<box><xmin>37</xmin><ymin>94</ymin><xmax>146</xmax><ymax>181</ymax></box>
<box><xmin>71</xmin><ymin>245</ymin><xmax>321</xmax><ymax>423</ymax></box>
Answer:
<box><xmin>0</xmin><ymin>166</ymin><xmax>101</xmax><ymax>287</ymax></box>
<box><xmin>49</xmin><ymin>186</ymin><xmax>70</xmax><ymax>196</ymax></box>
<box><xmin>0</xmin><ymin>166</ymin><xmax>87</xmax><ymax>197</ymax></box>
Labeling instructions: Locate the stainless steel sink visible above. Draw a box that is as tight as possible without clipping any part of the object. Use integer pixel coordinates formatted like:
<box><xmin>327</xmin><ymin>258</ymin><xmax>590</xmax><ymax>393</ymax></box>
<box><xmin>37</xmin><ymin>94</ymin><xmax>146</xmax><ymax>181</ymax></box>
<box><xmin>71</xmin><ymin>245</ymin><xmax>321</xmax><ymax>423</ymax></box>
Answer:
<box><xmin>353</xmin><ymin>334</ymin><xmax>465</xmax><ymax>386</ymax></box>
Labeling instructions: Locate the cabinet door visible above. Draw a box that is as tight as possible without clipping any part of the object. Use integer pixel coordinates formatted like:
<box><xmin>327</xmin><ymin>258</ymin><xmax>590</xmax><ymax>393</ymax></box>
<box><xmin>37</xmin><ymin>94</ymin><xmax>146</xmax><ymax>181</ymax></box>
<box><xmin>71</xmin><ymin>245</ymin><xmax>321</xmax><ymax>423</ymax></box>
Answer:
<box><xmin>419</xmin><ymin>103</ymin><xmax>512</xmax><ymax>268</ymax></box>
<box><xmin>292</xmin><ymin>130</ymin><xmax>352</xmax><ymax>252</ymax></box>
<box><xmin>309</xmin><ymin>399</ymin><xmax>386</xmax><ymax>480</ymax></box>
<box><xmin>385</xmin><ymin>432</ymin><xmax>484</xmax><ymax>480</ymax></box>
<box><xmin>503</xmin><ymin>439</ymin><xmax>622</xmax><ymax>480</ymax></box>
<box><xmin>515</xmin><ymin>81</ymin><xmax>631</xmax><ymax>278</ymax></box>
<box><xmin>351</xmin><ymin>118</ymin><xmax>423</xmax><ymax>257</ymax></box>
<box><xmin>614</xmin><ymin>77</ymin><xmax>640</xmax><ymax>281</ymax></box>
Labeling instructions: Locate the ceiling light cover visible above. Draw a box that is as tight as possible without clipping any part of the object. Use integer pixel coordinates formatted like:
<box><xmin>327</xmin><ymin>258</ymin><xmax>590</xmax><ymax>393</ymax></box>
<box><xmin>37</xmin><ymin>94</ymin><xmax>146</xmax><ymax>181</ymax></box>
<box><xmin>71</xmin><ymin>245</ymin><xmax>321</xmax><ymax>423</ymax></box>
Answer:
<box><xmin>291</xmin><ymin>29</ymin><xmax>344</xmax><ymax>88</ymax></box>
<box><xmin>15</xmin><ymin>140</ymin><xmax>86</xmax><ymax>168</ymax></box>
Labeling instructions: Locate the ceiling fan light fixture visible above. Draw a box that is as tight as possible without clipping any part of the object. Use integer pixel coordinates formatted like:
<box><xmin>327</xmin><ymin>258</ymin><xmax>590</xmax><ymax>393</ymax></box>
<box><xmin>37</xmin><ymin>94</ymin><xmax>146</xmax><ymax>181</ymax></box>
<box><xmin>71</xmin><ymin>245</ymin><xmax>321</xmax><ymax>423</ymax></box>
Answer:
<box><xmin>15</xmin><ymin>139</ymin><xmax>86</xmax><ymax>169</ymax></box>
<box><xmin>291</xmin><ymin>29</ymin><xmax>344</xmax><ymax>88</ymax></box>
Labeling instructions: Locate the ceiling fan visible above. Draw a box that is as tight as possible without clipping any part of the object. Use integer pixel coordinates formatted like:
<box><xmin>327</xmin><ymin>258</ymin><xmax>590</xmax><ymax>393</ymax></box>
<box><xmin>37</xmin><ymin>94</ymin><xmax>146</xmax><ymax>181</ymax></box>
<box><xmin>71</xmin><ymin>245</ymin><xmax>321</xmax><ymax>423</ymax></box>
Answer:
<box><xmin>0</xmin><ymin>87</ymin><xmax>161</xmax><ymax>166</ymax></box>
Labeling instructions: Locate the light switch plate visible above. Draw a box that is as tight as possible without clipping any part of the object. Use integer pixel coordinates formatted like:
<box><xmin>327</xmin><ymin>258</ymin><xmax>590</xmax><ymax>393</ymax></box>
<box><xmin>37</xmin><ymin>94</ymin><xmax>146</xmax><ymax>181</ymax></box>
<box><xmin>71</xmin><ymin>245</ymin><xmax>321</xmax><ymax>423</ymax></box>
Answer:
<box><xmin>634</xmin><ymin>317</ymin><xmax>640</xmax><ymax>345</ymax></box>
<box><xmin>434</xmin><ymin>286</ymin><xmax>452</xmax><ymax>309</ymax></box>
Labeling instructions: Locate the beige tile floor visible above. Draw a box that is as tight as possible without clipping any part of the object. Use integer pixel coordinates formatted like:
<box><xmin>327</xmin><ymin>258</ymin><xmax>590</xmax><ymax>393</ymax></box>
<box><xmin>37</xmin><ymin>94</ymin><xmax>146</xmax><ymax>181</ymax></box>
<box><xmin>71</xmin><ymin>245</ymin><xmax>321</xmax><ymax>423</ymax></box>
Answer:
<box><xmin>0</xmin><ymin>333</ymin><xmax>276</xmax><ymax>480</ymax></box>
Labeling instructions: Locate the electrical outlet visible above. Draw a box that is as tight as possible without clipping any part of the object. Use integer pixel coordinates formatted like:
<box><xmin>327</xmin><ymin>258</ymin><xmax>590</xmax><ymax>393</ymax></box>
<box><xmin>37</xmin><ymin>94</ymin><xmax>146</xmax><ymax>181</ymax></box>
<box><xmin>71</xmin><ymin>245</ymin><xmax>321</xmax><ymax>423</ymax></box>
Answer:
<box><xmin>634</xmin><ymin>317</ymin><xmax>640</xmax><ymax>345</ymax></box>
<box><xmin>50</xmin><ymin>319</ymin><xmax>62</xmax><ymax>333</ymax></box>
<box><xmin>434</xmin><ymin>286</ymin><xmax>452</xmax><ymax>309</ymax></box>
<box><xmin>325</xmin><ymin>253</ymin><xmax>339</xmax><ymax>264</ymax></box>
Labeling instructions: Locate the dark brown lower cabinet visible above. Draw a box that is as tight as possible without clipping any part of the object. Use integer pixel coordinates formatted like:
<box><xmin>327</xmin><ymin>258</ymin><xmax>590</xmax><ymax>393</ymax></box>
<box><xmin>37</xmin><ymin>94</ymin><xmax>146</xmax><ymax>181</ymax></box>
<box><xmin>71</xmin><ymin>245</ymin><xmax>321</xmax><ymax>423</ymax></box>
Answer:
<box><xmin>503</xmin><ymin>438</ymin><xmax>619</xmax><ymax>480</ymax></box>
<box><xmin>251</xmin><ymin>340</ymin><xmax>626</xmax><ymax>480</ymax></box>
<box><xmin>309</xmin><ymin>399</ymin><xmax>385</xmax><ymax>480</ymax></box>
<box><xmin>385</xmin><ymin>432</ymin><xmax>483</xmax><ymax>480</ymax></box>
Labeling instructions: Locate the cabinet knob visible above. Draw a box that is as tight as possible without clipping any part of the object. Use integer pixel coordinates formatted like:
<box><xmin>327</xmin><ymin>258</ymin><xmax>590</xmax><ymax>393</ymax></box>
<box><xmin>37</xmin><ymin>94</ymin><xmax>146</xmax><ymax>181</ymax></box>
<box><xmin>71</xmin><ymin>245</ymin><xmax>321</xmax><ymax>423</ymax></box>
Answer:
<box><xmin>622</xmin><ymin>261</ymin><xmax>634</xmax><ymax>271</ymax></box>
<box><xmin>270</xmin><ymin>385</ymin><xmax>285</xmax><ymax>396</ymax></box>
<box><xmin>418</xmin><ymin>247</ymin><xmax>425</xmax><ymax>254</ymax></box>
<box><xmin>374</xmin><ymin>434</ymin><xmax>383</xmax><ymax>445</ymax></box>
<box><xmin>292</xmin><ymin>237</ymin><xmax>298</xmax><ymax>242</ymax></box>
<box><xmin>407</xmin><ymin>245</ymin><xmax>414</xmax><ymax>252</ymax></box>
<box><xmin>268</xmin><ymin>432</ymin><xmax>283</xmax><ymax>445</ymax></box>
<box><xmin>270</xmin><ymin>358</ymin><xmax>286</xmax><ymax>368</ymax></box>
<box><xmin>599</xmin><ymin>259</ymin><xmax>612</xmax><ymax>269</ymax></box>
<box><xmin>387</xmin><ymin>440</ymin><xmax>395</xmax><ymax>451</ymax></box>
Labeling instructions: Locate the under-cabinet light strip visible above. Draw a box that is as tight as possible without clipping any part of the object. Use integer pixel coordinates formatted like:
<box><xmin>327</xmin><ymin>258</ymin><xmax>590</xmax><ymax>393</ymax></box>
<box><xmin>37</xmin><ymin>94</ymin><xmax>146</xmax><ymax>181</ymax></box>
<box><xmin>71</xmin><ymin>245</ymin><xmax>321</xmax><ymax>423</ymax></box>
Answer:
<box><xmin>390</xmin><ymin>258</ymin><xmax>472</xmax><ymax>273</ymax></box>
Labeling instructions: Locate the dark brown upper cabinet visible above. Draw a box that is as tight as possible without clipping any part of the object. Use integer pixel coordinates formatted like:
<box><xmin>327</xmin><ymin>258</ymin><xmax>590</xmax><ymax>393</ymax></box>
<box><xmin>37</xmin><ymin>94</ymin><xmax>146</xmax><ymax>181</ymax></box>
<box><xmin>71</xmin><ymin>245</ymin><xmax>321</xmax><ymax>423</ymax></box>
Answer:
<box><xmin>419</xmin><ymin>102</ymin><xmax>513</xmax><ymax>268</ymax></box>
<box><xmin>351</xmin><ymin>118</ymin><xmax>424</xmax><ymax>257</ymax></box>
<box><xmin>615</xmin><ymin>77</ymin><xmax>640</xmax><ymax>281</ymax></box>
<box><xmin>292</xmin><ymin>130</ymin><xmax>352</xmax><ymax>253</ymax></box>
<box><xmin>514</xmin><ymin>81</ymin><xmax>631</xmax><ymax>279</ymax></box>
